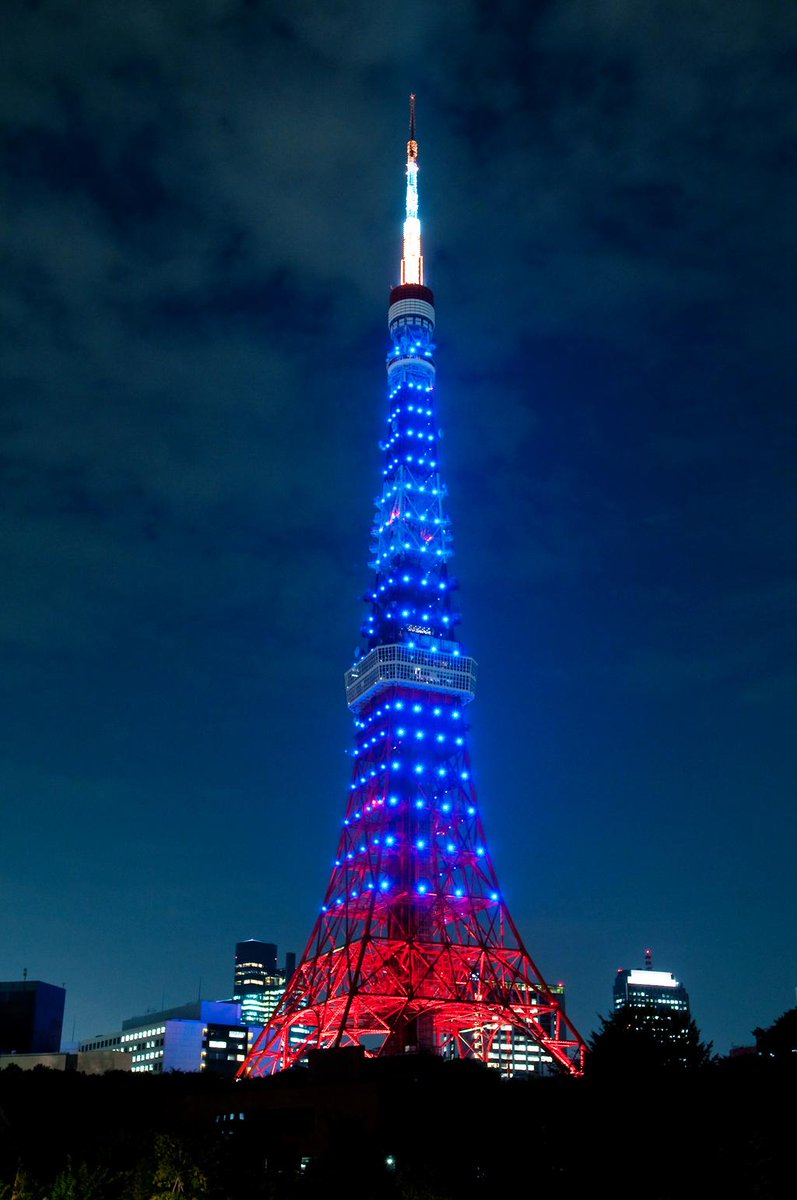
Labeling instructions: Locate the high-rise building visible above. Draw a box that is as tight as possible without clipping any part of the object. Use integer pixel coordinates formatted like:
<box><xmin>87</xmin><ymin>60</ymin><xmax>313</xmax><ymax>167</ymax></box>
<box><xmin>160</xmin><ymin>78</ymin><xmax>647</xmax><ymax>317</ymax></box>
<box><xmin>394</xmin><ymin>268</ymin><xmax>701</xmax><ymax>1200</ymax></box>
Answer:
<box><xmin>0</xmin><ymin>979</ymin><xmax>65</xmax><ymax>1054</ymax></box>
<box><xmin>233</xmin><ymin>940</ymin><xmax>294</xmax><ymax>1027</ymax></box>
<box><xmin>611</xmin><ymin>951</ymin><xmax>696</xmax><ymax>1066</ymax></box>
<box><xmin>613</xmin><ymin>949</ymin><xmax>691</xmax><ymax>1018</ymax></box>
<box><xmin>241</xmin><ymin>99</ymin><xmax>585</xmax><ymax>1079</ymax></box>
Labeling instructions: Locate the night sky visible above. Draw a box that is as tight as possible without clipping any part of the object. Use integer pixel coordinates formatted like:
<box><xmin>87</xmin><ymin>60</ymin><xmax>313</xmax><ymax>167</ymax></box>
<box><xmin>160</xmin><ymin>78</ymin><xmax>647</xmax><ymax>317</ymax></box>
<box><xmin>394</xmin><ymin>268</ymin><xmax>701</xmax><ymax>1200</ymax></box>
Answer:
<box><xmin>2</xmin><ymin>1</ymin><xmax>795</xmax><ymax>1055</ymax></box>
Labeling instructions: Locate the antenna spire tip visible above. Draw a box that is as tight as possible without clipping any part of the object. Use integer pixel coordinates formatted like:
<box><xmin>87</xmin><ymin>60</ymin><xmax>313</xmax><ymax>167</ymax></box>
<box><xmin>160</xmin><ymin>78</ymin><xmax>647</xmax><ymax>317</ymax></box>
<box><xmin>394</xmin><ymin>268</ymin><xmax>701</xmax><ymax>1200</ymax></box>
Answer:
<box><xmin>407</xmin><ymin>93</ymin><xmax>418</xmax><ymax>162</ymax></box>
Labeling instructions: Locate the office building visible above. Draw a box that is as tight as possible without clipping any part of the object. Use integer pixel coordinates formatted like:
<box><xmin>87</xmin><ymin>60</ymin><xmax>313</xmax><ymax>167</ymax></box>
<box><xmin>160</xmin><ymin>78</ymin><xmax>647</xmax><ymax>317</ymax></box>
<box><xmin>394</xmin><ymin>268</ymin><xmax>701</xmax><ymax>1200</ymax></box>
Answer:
<box><xmin>483</xmin><ymin>984</ymin><xmax>567</xmax><ymax>1077</ymax></box>
<box><xmin>233</xmin><ymin>940</ymin><xmax>294</xmax><ymax>1027</ymax></box>
<box><xmin>613</xmin><ymin>949</ymin><xmax>690</xmax><ymax>1018</ymax></box>
<box><xmin>0</xmin><ymin>979</ymin><xmax>66</xmax><ymax>1054</ymax></box>
<box><xmin>79</xmin><ymin>999</ymin><xmax>256</xmax><ymax>1075</ymax></box>
<box><xmin>0</xmin><ymin>1049</ymin><xmax>131</xmax><ymax>1073</ymax></box>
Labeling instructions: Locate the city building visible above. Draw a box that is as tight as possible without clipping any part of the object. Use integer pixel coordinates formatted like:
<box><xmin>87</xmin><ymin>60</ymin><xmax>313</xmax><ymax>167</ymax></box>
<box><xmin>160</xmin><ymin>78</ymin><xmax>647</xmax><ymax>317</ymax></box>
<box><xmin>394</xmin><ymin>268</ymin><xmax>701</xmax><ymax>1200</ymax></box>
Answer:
<box><xmin>240</xmin><ymin>99</ymin><xmax>586</xmax><ymax>1079</ymax></box>
<box><xmin>232</xmin><ymin>940</ymin><xmax>294</xmax><ymax>1027</ymax></box>
<box><xmin>79</xmin><ymin>999</ymin><xmax>256</xmax><ymax>1075</ymax></box>
<box><xmin>0</xmin><ymin>979</ymin><xmax>65</xmax><ymax>1054</ymax></box>
<box><xmin>483</xmin><ymin>984</ymin><xmax>567</xmax><ymax>1077</ymax></box>
<box><xmin>613</xmin><ymin>949</ymin><xmax>691</xmax><ymax>1018</ymax></box>
<box><xmin>0</xmin><ymin>1049</ymin><xmax>131</xmax><ymax>1073</ymax></box>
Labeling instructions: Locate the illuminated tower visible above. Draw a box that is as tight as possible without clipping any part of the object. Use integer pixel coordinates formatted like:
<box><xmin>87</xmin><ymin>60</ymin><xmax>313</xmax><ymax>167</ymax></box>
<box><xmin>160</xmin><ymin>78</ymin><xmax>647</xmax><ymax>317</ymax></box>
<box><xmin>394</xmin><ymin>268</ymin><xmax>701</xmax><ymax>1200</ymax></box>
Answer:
<box><xmin>241</xmin><ymin>97</ymin><xmax>586</xmax><ymax>1078</ymax></box>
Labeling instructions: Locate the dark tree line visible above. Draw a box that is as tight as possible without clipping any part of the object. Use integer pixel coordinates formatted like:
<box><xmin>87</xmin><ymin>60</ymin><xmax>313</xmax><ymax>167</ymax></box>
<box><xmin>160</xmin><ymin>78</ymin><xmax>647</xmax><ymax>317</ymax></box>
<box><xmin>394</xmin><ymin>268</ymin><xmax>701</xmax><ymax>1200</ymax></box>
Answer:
<box><xmin>0</xmin><ymin>1008</ymin><xmax>794</xmax><ymax>1200</ymax></box>
<box><xmin>754</xmin><ymin>1005</ymin><xmax>797</xmax><ymax>1060</ymax></box>
<box><xmin>587</xmin><ymin>1003</ymin><xmax>715</xmax><ymax>1076</ymax></box>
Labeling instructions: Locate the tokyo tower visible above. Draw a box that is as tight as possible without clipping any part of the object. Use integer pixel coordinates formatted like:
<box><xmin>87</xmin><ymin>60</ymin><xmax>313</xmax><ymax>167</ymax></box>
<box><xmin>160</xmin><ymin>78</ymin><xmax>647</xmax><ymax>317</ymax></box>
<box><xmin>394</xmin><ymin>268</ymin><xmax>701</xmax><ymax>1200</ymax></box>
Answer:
<box><xmin>241</xmin><ymin>98</ymin><xmax>586</xmax><ymax>1078</ymax></box>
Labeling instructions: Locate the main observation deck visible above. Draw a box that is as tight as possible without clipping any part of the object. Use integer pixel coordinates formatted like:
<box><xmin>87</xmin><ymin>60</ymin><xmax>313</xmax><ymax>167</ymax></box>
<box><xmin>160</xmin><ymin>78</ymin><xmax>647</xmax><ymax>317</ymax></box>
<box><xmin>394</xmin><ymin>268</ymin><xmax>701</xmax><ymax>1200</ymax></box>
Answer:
<box><xmin>345</xmin><ymin>639</ymin><xmax>477</xmax><ymax>712</ymax></box>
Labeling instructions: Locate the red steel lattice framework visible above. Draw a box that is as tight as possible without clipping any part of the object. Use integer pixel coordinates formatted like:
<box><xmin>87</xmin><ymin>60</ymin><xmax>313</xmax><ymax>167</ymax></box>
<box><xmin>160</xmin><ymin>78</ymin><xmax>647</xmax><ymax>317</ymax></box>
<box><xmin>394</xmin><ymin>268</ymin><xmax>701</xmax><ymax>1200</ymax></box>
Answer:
<box><xmin>240</xmin><ymin>99</ymin><xmax>586</xmax><ymax>1079</ymax></box>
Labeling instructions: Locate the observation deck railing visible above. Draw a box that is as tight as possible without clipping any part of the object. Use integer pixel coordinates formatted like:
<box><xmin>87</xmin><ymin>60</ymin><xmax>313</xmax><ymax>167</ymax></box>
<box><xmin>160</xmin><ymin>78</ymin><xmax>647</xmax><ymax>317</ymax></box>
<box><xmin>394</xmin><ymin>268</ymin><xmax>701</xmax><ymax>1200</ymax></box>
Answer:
<box><xmin>345</xmin><ymin>642</ymin><xmax>477</xmax><ymax>711</ymax></box>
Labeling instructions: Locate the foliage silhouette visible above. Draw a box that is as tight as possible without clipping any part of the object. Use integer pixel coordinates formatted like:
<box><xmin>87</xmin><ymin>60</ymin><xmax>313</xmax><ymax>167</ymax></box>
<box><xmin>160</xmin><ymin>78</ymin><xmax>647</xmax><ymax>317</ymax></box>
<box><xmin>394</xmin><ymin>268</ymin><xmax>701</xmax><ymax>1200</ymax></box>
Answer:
<box><xmin>587</xmin><ymin>1004</ymin><xmax>714</xmax><ymax>1076</ymax></box>
<box><xmin>753</xmin><ymin>1005</ymin><xmax>797</xmax><ymax>1059</ymax></box>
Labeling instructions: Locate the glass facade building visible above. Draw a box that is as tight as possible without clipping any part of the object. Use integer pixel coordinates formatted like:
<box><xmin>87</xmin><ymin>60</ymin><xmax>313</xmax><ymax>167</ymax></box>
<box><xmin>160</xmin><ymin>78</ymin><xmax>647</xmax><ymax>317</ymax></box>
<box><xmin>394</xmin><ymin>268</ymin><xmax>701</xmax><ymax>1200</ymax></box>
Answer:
<box><xmin>233</xmin><ymin>940</ymin><xmax>294</xmax><ymax>1028</ymax></box>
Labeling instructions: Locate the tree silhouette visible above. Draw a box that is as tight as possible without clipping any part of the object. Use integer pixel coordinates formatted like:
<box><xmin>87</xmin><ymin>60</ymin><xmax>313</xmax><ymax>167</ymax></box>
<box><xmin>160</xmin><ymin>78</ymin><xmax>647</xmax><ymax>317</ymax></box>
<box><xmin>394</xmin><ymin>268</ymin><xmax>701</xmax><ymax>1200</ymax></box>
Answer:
<box><xmin>753</xmin><ymin>1005</ymin><xmax>797</xmax><ymax>1059</ymax></box>
<box><xmin>149</xmin><ymin>1135</ymin><xmax>208</xmax><ymax>1200</ymax></box>
<box><xmin>587</xmin><ymin>1005</ymin><xmax>713</xmax><ymax>1077</ymax></box>
<box><xmin>50</xmin><ymin>1159</ymin><xmax>112</xmax><ymax>1200</ymax></box>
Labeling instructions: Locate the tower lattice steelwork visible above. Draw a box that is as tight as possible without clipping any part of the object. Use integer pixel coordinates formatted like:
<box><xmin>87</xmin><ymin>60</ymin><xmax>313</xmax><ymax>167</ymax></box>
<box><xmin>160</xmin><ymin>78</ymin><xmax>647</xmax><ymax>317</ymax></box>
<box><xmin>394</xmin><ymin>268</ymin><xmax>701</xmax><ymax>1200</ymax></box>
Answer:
<box><xmin>241</xmin><ymin>98</ymin><xmax>586</xmax><ymax>1078</ymax></box>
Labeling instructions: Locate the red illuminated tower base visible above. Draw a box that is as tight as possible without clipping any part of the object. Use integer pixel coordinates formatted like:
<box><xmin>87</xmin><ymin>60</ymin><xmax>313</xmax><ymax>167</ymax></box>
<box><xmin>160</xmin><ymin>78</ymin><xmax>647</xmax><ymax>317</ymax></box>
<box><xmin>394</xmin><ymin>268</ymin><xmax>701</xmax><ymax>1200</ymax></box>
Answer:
<box><xmin>240</xmin><ymin>100</ymin><xmax>586</xmax><ymax>1079</ymax></box>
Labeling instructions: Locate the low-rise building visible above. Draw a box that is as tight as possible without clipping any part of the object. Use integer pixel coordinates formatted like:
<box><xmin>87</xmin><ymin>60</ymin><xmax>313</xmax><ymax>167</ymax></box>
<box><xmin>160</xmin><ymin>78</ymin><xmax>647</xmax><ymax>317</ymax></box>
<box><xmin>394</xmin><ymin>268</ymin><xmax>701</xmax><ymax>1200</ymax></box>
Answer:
<box><xmin>0</xmin><ymin>1049</ymin><xmax>131</xmax><ymax>1073</ymax></box>
<box><xmin>79</xmin><ymin>999</ymin><xmax>259</xmax><ymax>1075</ymax></box>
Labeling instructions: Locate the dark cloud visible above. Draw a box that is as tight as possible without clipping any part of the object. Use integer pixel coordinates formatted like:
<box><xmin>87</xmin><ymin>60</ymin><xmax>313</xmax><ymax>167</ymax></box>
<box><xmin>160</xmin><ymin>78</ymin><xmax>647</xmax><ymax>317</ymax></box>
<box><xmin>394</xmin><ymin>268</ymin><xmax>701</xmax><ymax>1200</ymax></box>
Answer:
<box><xmin>1</xmin><ymin>0</ymin><xmax>795</xmax><ymax>1051</ymax></box>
